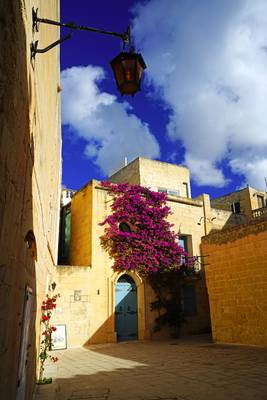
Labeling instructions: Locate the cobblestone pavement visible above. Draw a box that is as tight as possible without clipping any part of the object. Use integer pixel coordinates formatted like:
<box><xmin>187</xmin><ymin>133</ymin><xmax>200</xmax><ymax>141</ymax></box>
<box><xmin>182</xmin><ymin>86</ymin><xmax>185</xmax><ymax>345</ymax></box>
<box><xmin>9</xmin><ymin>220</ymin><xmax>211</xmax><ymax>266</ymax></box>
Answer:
<box><xmin>34</xmin><ymin>335</ymin><xmax>267</xmax><ymax>400</ymax></box>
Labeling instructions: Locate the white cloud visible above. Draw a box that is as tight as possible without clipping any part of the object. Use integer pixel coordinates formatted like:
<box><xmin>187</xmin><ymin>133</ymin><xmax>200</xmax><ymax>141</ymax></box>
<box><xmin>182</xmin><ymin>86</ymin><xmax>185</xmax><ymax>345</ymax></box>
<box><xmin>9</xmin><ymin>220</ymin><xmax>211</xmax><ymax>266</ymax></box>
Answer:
<box><xmin>61</xmin><ymin>66</ymin><xmax>160</xmax><ymax>175</ymax></box>
<box><xmin>132</xmin><ymin>0</ymin><xmax>267</xmax><ymax>189</ymax></box>
<box><xmin>185</xmin><ymin>155</ymin><xmax>228</xmax><ymax>188</ymax></box>
<box><xmin>229</xmin><ymin>157</ymin><xmax>267</xmax><ymax>189</ymax></box>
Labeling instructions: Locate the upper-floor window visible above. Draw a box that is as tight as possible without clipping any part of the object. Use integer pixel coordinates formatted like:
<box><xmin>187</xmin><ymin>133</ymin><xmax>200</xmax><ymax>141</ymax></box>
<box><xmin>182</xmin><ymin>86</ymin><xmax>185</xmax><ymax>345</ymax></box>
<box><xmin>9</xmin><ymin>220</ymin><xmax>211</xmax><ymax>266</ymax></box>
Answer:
<box><xmin>231</xmin><ymin>201</ymin><xmax>241</xmax><ymax>214</ymax></box>
<box><xmin>158</xmin><ymin>187</ymin><xmax>167</xmax><ymax>194</ymax></box>
<box><xmin>179</xmin><ymin>235</ymin><xmax>189</xmax><ymax>253</ymax></box>
<box><xmin>158</xmin><ymin>187</ymin><xmax>179</xmax><ymax>196</ymax></box>
<box><xmin>183</xmin><ymin>182</ymin><xmax>189</xmax><ymax>198</ymax></box>
<box><xmin>119</xmin><ymin>222</ymin><xmax>131</xmax><ymax>233</ymax></box>
<box><xmin>257</xmin><ymin>195</ymin><xmax>265</xmax><ymax>208</ymax></box>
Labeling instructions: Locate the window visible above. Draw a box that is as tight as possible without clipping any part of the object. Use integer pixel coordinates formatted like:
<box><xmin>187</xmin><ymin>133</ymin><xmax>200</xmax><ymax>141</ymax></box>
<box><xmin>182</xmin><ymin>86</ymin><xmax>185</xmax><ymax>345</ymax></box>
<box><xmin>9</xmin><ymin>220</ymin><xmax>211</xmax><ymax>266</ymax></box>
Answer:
<box><xmin>257</xmin><ymin>195</ymin><xmax>264</xmax><ymax>208</ymax></box>
<box><xmin>158</xmin><ymin>188</ymin><xmax>179</xmax><ymax>196</ymax></box>
<box><xmin>231</xmin><ymin>201</ymin><xmax>241</xmax><ymax>214</ymax></box>
<box><xmin>58</xmin><ymin>205</ymin><xmax>71</xmax><ymax>264</ymax></box>
<box><xmin>158</xmin><ymin>187</ymin><xmax>168</xmax><ymax>194</ymax></box>
<box><xmin>182</xmin><ymin>285</ymin><xmax>197</xmax><ymax>316</ymax></box>
<box><xmin>179</xmin><ymin>235</ymin><xmax>191</xmax><ymax>265</ymax></box>
<box><xmin>179</xmin><ymin>235</ymin><xmax>189</xmax><ymax>253</ymax></box>
<box><xmin>119</xmin><ymin>222</ymin><xmax>131</xmax><ymax>233</ymax></box>
<box><xmin>167</xmin><ymin>189</ymin><xmax>179</xmax><ymax>196</ymax></box>
<box><xmin>183</xmin><ymin>182</ymin><xmax>189</xmax><ymax>198</ymax></box>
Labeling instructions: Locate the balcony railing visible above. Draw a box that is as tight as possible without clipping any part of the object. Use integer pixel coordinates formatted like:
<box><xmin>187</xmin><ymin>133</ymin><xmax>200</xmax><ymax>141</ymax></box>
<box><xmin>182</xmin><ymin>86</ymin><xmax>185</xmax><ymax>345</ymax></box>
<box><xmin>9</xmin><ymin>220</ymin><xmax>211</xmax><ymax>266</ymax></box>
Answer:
<box><xmin>252</xmin><ymin>206</ymin><xmax>267</xmax><ymax>219</ymax></box>
<box><xmin>182</xmin><ymin>256</ymin><xmax>204</xmax><ymax>278</ymax></box>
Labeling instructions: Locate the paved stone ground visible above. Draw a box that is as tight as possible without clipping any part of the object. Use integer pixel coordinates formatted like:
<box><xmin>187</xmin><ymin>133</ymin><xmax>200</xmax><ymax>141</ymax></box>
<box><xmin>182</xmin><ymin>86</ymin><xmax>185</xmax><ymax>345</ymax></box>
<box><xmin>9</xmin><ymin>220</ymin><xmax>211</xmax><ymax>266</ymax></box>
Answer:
<box><xmin>34</xmin><ymin>335</ymin><xmax>267</xmax><ymax>400</ymax></box>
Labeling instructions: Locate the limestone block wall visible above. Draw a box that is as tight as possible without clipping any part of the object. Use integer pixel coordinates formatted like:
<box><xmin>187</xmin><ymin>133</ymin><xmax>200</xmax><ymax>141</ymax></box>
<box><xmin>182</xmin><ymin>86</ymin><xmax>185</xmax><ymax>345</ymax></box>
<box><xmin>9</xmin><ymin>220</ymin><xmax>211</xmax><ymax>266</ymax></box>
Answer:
<box><xmin>167</xmin><ymin>197</ymin><xmax>205</xmax><ymax>255</ymax></box>
<box><xmin>109</xmin><ymin>157</ymin><xmax>191</xmax><ymax>198</ymax></box>
<box><xmin>70</xmin><ymin>183</ymin><xmax>93</xmax><ymax>266</ymax></box>
<box><xmin>211</xmin><ymin>188</ymin><xmax>250</xmax><ymax>215</ymax></box>
<box><xmin>138</xmin><ymin>158</ymin><xmax>191</xmax><ymax>197</ymax></box>
<box><xmin>109</xmin><ymin>158</ymin><xmax>141</xmax><ymax>185</ymax></box>
<box><xmin>54</xmin><ymin>266</ymin><xmax>91</xmax><ymax>347</ymax></box>
<box><xmin>210</xmin><ymin>208</ymin><xmax>247</xmax><ymax>230</ymax></box>
<box><xmin>202</xmin><ymin>218</ymin><xmax>267</xmax><ymax>346</ymax></box>
<box><xmin>0</xmin><ymin>1</ymin><xmax>61</xmax><ymax>398</ymax></box>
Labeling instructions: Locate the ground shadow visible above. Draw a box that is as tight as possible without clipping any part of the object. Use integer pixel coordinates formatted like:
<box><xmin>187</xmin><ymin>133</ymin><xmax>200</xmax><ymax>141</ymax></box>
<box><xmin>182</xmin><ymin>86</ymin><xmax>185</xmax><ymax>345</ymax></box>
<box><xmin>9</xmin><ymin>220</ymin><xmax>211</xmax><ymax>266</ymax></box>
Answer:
<box><xmin>39</xmin><ymin>337</ymin><xmax>267</xmax><ymax>400</ymax></box>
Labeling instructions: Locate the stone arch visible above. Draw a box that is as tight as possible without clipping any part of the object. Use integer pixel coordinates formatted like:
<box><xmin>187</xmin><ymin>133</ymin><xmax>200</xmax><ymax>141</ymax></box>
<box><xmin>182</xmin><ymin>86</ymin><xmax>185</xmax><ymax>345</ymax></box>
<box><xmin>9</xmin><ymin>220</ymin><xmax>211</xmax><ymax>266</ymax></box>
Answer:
<box><xmin>110</xmin><ymin>270</ymin><xmax>147</xmax><ymax>341</ymax></box>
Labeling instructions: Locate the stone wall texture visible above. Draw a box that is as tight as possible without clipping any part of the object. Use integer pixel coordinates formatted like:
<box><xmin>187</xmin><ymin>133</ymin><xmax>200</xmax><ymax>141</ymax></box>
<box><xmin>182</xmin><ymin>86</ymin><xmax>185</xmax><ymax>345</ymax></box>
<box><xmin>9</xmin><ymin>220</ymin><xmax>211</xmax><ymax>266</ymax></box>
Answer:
<box><xmin>109</xmin><ymin>157</ymin><xmax>191</xmax><ymax>198</ymax></box>
<box><xmin>202</xmin><ymin>218</ymin><xmax>267</xmax><ymax>346</ymax></box>
<box><xmin>0</xmin><ymin>1</ymin><xmax>61</xmax><ymax>398</ymax></box>
<box><xmin>211</xmin><ymin>186</ymin><xmax>267</xmax><ymax>217</ymax></box>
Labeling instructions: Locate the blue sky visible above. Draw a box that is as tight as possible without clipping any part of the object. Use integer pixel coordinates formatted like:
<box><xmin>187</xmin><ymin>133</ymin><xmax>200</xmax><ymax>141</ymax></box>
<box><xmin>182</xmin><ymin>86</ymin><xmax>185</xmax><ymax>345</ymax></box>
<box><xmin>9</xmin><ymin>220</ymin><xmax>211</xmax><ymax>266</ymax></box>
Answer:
<box><xmin>60</xmin><ymin>0</ymin><xmax>267</xmax><ymax>198</ymax></box>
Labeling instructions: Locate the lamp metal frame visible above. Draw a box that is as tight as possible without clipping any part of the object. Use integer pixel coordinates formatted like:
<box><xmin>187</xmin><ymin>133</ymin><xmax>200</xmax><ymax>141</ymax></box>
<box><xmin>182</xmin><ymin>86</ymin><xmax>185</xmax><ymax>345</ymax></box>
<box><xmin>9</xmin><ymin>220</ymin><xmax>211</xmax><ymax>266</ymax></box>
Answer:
<box><xmin>31</xmin><ymin>7</ymin><xmax>131</xmax><ymax>58</ymax></box>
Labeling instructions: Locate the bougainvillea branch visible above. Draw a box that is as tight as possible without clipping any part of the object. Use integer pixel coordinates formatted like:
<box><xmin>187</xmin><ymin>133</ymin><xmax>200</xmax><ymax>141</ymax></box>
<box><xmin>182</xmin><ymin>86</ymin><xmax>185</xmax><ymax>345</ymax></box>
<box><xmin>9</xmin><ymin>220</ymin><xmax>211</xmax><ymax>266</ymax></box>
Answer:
<box><xmin>99</xmin><ymin>181</ymin><xmax>188</xmax><ymax>275</ymax></box>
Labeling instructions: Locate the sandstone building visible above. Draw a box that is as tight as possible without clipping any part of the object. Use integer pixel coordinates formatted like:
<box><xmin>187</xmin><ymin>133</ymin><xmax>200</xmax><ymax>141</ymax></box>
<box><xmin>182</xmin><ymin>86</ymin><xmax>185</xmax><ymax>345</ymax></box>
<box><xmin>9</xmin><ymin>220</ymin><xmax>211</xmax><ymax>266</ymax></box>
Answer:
<box><xmin>211</xmin><ymin>186</ymin><xmax>267</xmax><ymax>218</ymax></box>
<box><xmin>54</xmin><ymin>158</ymin><xmax>245</xmax><ymax>346</ymax></box>
<box><xmin>0</xmin><ymin>1</ymin><xmax>61</xmax><ymax>398</ymax></box>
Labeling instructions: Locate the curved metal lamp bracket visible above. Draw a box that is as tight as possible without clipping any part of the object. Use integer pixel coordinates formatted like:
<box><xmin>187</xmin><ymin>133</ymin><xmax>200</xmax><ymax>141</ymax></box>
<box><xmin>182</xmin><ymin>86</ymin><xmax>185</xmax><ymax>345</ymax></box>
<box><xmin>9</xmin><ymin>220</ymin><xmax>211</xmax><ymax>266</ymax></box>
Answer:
<box><xmin>31</xmin><ymin>7</ymin><xmax>130</xmax><ymax>57</ymax></box>
<box><xmin>31</xmin><ymin>31</ymin><xmax>72</xmax><ymax>58</ymax></box>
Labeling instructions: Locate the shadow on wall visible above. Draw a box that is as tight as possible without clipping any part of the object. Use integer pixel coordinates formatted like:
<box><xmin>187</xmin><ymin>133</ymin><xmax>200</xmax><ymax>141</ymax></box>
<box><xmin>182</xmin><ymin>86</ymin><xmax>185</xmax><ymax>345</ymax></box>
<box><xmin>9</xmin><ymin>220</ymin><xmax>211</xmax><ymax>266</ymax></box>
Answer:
<box><xmin>209</xmin><ymin>212</ymin><xmax>248</xmax><ymax>235</ymax></box>
<box><xmin>75</xmin><ymin>276</ymin><xmax>211</xmax><ymax>346</ymax></box>
<box><xmin>0</xmin><ymin>1</ymin><xmax>37</xmax><ymax>399</ymax></box>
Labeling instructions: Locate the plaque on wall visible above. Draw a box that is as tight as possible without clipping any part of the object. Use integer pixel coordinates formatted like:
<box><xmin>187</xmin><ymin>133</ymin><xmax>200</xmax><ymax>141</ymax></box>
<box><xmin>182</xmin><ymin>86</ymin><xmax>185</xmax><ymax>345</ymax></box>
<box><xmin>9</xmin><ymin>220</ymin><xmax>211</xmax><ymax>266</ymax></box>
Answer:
<box><xmin>51</xmin><ymin>324</ymin><xmax>67</xmax><ymax>350</ymax></box>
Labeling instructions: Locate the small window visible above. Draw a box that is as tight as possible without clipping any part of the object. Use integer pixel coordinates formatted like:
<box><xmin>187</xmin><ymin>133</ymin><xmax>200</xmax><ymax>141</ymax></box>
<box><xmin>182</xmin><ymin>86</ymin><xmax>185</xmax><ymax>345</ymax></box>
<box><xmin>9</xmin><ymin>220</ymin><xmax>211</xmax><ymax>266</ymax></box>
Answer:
<box><xmin>58</xmin><ymin>205</ymin><xmax>71</xmax><ymax>264</ymax></box>
<box><xmin>231</xmin><ymin>201</ymin><xmax>241</xmax><ymax>214</ymax></box>
<box><xmin>183</xmin><ymin>182</ymin><xmax>189</xmax><ymax>198</ymax></box>
<box><xmin>158</xmin><ymin>187</ymin><xmax>168</xmax><ymax>193</ymax></box>
<box><xmin>119</xmin><ymin>222</ymin><xmax>131</xmax><ymax>233</ymax></box>
<box><xmin>182</xmin><ymin>285</ymin><xmax>197</xmax><ymax>316</ymax></box>
<box><xmin>25</xmin><ymin>230</ymin><xmax>37</xmax><ymax>261</ymax></box>
<box><xmin>167</xmin><ymin>189</ymin><xmax>179</xmax><ymax>196</ymax></box>
<box><xmin>179</xmin><ymin>235</ymin><xmax>189</xmax><ymax>253</ymax></box>
<box><xmin>158</xmin><ymin>188</ymin><xmax>179</xmax><ymax>196</ymax></box>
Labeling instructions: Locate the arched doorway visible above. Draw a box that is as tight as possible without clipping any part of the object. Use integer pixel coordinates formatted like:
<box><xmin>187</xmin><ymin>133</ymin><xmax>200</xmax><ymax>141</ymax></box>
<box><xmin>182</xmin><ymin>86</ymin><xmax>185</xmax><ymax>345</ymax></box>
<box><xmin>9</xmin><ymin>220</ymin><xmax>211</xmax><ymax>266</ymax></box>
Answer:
<box><xmin>115</xmin><ymin>275</ymin><xmax>138</xmax><ymax>341</ymax></box>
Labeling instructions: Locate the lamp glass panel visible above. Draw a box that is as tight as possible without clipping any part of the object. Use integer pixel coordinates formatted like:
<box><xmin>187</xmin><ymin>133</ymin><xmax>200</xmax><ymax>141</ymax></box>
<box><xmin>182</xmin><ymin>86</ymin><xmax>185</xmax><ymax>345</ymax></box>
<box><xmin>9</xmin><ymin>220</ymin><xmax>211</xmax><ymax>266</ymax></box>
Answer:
<box><xmin>113</xmin><ymin>61</ymin><xmax>125</xmax><ymax>86</ymax></box>
<box><xmin>122</xmin><ymin>59</ymin><xmax>136</xmax><ymax>82</ymax></box>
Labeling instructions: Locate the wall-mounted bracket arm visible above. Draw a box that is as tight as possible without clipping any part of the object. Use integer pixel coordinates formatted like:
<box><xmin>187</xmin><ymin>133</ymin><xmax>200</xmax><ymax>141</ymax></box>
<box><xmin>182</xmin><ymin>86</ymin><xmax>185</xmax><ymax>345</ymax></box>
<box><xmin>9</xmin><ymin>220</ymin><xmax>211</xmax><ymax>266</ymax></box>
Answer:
<box><xmin>31</xmin><ymin>31</ymin><xmax>72</xmax><ymax>58</ymax></box>
<box><xmin>32</xmin><ymin>7</ymin><xmax>129</xmax><ymax>45</ymax></box>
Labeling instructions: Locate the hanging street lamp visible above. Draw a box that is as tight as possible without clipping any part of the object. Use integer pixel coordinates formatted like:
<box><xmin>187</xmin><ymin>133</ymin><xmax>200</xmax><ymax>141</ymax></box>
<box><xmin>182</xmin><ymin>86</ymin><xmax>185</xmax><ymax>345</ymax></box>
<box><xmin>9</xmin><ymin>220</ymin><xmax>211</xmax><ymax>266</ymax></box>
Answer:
<box><xmin>31</xmin><ymin>8</ymin><xmax>146</xmax><ymax>96</ymax></box>
<box><xmin>110</xmin><ymin>26</ymin><xmax>146</xmax><ymax>96</ymax></box>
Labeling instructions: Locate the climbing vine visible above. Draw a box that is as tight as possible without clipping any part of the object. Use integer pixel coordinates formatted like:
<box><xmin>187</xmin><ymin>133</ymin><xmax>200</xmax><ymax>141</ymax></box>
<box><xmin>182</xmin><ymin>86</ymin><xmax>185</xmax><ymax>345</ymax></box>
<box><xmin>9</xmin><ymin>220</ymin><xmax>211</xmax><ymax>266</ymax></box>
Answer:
<box><xmin>99</xmin><ymin>181</ymin><xmax>187</xmax><ymax>275</ymax></box>
<box><xmin>38</xmin><ymin>293</ymin><xmax>60</xmax><ymax>384</ymax></box>
<box><xmin>99</xmin><ymin>181</ymin><xmax>194</xmax><ymax>337</ymax></box>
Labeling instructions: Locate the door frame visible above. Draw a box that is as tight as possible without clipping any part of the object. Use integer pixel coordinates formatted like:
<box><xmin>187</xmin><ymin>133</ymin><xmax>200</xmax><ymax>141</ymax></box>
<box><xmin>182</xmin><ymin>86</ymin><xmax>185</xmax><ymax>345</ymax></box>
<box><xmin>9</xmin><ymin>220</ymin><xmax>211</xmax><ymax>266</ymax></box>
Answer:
<box><xmin>111</xmin><ymin>271</ymin><xmax>146</xmax><ymax>341</ymax></box>
<box><xmin>115</xmin><ymin>275</ymin><xmax>138</xmax><ymax>341</ymax></box>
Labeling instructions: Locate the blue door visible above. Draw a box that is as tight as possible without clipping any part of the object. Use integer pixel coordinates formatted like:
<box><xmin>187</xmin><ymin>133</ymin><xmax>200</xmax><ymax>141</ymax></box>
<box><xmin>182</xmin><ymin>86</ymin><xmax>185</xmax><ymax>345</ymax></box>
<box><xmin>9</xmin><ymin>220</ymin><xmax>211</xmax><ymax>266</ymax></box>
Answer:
<box><xmin>115</xmin><ymin>275</ymin><xmax>138</xmax><ymax>341</ymax></box>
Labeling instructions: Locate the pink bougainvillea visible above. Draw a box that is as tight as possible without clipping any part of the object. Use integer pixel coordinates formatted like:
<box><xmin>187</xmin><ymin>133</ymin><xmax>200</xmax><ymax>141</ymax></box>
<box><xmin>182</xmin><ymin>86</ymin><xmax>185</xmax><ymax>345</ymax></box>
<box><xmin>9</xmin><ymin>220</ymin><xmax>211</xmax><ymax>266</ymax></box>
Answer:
<box><xmin>99</xmin><ymin>181</ymin><xmax>188</xmax><ymax>275</ymax></box>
